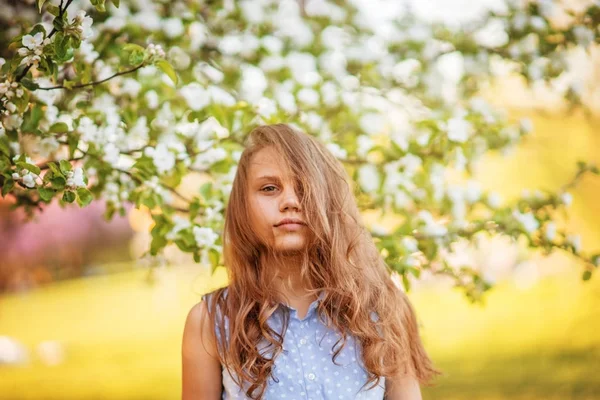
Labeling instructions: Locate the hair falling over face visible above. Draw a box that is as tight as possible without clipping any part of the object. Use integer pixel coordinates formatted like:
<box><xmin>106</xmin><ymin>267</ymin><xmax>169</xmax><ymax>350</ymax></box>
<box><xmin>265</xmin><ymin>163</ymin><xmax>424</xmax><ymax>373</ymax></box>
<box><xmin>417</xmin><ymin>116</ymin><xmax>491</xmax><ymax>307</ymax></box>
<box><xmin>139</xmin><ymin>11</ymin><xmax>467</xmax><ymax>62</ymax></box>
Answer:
<box><xmin>203</xmin><ymin>123</ymin><xmax>441</xmax><ymax>399</ymax></box>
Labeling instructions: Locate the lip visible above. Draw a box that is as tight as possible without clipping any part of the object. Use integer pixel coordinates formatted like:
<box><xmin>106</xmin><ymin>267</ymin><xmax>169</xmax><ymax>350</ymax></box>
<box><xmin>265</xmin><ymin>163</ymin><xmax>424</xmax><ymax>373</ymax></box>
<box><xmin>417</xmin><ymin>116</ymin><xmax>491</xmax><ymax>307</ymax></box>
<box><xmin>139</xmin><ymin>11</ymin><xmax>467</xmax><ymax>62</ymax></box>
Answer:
<box><xmin>275</xmin><ymin>218</ymin><xmax>306</xmax><ymax>227</ymax></box>
<box><xmin>277</xmin><ymin>223</ymin><xmax>304</xmax><ymax>231</ymax></box>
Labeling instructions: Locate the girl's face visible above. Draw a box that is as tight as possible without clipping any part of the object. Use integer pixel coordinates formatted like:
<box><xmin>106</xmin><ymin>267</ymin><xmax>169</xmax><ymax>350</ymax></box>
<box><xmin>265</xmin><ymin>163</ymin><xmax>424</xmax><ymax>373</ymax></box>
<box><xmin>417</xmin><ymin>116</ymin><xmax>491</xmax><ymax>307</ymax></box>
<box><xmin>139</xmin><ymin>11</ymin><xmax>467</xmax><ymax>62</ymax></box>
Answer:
<box><xmin>247</xmin><ymin>146</ymin><xmax>309</xmax><ymax>253</ymax></box>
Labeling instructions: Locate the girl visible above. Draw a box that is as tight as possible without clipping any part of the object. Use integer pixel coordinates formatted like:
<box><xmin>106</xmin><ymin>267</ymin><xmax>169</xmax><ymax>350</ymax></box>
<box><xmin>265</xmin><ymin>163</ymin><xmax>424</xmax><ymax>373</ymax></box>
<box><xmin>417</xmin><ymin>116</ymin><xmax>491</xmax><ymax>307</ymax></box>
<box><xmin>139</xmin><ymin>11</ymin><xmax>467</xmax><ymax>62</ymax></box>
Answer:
<box><xmin>182</xmin><ymin>124</ymin><xmax>440</xmax><ymax>399</ymax></box>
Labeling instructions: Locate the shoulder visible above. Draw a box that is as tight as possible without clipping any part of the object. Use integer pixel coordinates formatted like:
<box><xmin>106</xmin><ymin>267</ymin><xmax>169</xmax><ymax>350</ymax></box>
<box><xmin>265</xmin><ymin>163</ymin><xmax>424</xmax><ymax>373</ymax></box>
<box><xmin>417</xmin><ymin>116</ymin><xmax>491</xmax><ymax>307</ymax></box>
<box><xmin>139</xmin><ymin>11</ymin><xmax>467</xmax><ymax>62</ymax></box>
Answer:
<box><xmin>181</xmin><ymin>300</ymin><xmax>223</xmax><ymax>398</ymax></box>
<box><xmin>183</xmin><ymin>300</ymin><xmax>217</xmax><ymax>358</ymax></box>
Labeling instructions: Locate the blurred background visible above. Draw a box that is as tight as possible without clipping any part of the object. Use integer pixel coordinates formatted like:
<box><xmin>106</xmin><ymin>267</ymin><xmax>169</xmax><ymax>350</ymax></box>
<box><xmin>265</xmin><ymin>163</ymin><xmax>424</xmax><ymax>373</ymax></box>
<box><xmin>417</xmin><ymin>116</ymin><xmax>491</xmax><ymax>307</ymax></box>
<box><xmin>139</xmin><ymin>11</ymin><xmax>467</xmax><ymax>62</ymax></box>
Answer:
<box><xmin>1</xmin><ymin>0</ymin><xmax>600</xmax><ymax>399</ymax></box>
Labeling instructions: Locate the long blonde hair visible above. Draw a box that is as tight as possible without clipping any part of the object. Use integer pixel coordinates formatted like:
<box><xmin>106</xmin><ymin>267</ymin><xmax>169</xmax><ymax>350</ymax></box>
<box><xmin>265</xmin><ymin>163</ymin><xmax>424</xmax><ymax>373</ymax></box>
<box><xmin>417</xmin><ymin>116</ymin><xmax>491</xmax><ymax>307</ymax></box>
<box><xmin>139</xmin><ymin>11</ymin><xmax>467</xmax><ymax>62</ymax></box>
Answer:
<box><xmin>204</xmin><ymin>123</ymin><xmax>440</xmax><ymax>398</ymax></box>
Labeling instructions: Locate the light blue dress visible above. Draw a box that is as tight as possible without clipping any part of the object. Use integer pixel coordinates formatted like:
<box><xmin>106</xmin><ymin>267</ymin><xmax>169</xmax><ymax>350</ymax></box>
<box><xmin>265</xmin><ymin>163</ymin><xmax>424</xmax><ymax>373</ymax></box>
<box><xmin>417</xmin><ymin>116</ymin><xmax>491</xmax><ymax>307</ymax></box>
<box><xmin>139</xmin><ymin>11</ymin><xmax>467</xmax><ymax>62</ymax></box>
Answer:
<box><xmin>202</xmin><ymin>288</ymin><xmax>385</xmax><ymax>400</ymax></box>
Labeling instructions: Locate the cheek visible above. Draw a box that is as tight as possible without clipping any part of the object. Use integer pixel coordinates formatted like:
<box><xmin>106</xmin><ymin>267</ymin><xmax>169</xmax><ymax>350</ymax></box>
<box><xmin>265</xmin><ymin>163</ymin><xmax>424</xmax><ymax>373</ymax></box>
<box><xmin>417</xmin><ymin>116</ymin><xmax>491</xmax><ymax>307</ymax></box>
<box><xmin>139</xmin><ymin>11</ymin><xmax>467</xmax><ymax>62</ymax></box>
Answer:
<box><xmin>250</xmin><ymin>198</ymin><xmax>273</xmax><ymax>229</ymax></box>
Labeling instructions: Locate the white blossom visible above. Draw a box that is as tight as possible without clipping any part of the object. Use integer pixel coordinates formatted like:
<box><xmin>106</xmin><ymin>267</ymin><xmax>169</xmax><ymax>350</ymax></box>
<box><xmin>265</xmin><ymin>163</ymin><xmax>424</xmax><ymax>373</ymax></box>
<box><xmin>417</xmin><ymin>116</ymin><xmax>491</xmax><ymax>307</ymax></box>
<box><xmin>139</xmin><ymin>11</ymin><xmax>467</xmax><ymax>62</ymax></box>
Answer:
<box><xmin>193</xmin><ymin>226</ymin><xmax>219</xmax><ymax>248</ymax></box>
<box><xmin>256</xmin><ymin>97</ymin><xmax>278</xmax><ymax>118</ymax></box>
<box><xmin>207</xmin><ymin>86</ymin><xmax>236</xmax><ymax>106</ymax></box>
<box><xmin>358</xmin><ymin>164</ymin><xmax>380</xmax><ymax>193</ymax></box>
<box><xmin>193</xmin><ymin>148</ymin><xmax>228</xmax><ymax>170</ymax></box>
<box><xmin>21</xmin><ymin>172</ymin><xmax>37</xmax><ymax>188</ymax></box>
<box><xmin>166</xmin><ymin>216</ymin><xmax>192</xmax><ymax>240</ymax></box>
<box><xmin>417</xmin><ymin>210</ymin><xmax>448</xmax><ymax>237</ymax></box>
<box><xmin>188</xmin><ymin>22</ymin><xmax>208</xmax><ymax>51</ymax></box>
<box><xmin>103</xmin><ymin>142</ymin><xmax>120</xmax><ymax>165</ymax></box>
<box><xmin>325</xmin><ymin>142</ymin><xmax>347</xmax><ymax>160</ymax></box>
<box><xmin>145</xmin><ymin>143</ymin><xmax>176</xmax><ymax>174</ymax></box>
<box><xmin>179</xmin><ymin>83</ymin><xmax>210</xmax><ymax>111</ymax></box>
<box><xmin>22</xmin><ymin>32</ymin><xmax>44</xmax><ymax>50</ymax></box>
<box><xmin>488</xmin><ymin>192</ymin><xmax>502</xmax><ymax>209</ymax></box>
<box><xmin>199</xmin><ymin>117</ymin><xmax>229</xmax><ymax>140</ymax></box>
<box><xmin>297</xmin><ymin>88</ymin><xmax>319</xmax><ymax>107</ymax></box>
<box><xmin>36</xmin><ymin>136</ymin><xmax>60</xmax><ymax>158</ymax></box>
<box><xmin>167</xmin><ymin>46</ymin><xmax>191</xmax><ymax>70</ymax></box>
<box><xmin>402</xmin><ymin>237</ymin><xmax>419</xmax><ymax>253</ymax></box>
<box><xmin>145</xmin><ymin>90</ymin><xmax>159</xmax><ymax>109</ymax></box>
<box><xmin>66</xmin><ymin>167</ymin><xmax>86</xmax><ymax>188</ymax></box>
<box><xmin>560</xmin><ymin>192</ymin><xmax>573</xmax><ymax>207</ymax></box>
<box><xmin>545</xmin><ymin>222</ymin><xmax>556</xmax><ymax>242</ymax></box>
<box><xmin>240</xmin><ymin>65</ymin><xmax>267</xmax><ymax>103</ymax></box>
<box><xmin>163</xmin><ymin>17</ymin><xmax>184</xmax><ymax>38</ymax></box>
<box><xmin>446</xmin><ymin>116</ymin><xmax>472</xmax><ymax>143</ymax></box>
<box><xmin>73</xmin><ymin>10</ymin><xmax>93</xmax><ymax>40</ymax></box>
<box><xmin>360</xmin><ymin>113</ymin><xmax>386</xmax><ymax>136</ymax></box>
<box><xmin>286</xmin><ymin>52</ymin><xmax>320</xmax><ymax>87</ymax></box>
<box><xmin>261</xmin><ymin>35</ymin><xmax>283</xmax><ymax>54</ymax></box>
<box><xmin>275</xmin><ymin>88</ymin><xmax>297</xmax><ymax>113</ymax></box>
<box><xmin>567</xmin><ymin>234</ymin><xmax>582</xmax><ymax>253</ymax></box>
<box><xmin>219</xmin><ymin>35</ymin><xmax>243</xmax><ymax>55</ymax></box>
<box><xmin>513</xmin><ymin>210</ymin><xmax>539</xmax><ymax>234</ymax></box>
<box><xmin>520</xmin><ymin>118</ymin><xmax>533</xmax><ymax>134</ymax></box>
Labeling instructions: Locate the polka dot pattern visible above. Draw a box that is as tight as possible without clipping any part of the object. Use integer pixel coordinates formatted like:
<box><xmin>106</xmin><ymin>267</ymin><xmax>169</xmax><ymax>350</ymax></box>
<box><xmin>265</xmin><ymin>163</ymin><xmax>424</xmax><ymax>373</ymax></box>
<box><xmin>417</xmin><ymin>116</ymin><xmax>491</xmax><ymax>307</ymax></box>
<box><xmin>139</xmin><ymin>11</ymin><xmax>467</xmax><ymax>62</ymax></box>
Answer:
<box><xmin>202</xmin><ymin>289</ymin><xmax>385</xmax><ymax>399</ymax></box>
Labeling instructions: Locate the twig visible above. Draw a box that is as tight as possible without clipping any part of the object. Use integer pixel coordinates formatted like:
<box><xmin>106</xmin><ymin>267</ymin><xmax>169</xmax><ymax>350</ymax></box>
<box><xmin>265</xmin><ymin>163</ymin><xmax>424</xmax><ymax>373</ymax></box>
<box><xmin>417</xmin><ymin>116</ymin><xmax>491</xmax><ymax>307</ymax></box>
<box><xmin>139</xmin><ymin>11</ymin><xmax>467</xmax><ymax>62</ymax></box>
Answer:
<box><xmin>37</xmin><ymin>64</ymin><xmax>146</xmax><ymax>90</ymax></box>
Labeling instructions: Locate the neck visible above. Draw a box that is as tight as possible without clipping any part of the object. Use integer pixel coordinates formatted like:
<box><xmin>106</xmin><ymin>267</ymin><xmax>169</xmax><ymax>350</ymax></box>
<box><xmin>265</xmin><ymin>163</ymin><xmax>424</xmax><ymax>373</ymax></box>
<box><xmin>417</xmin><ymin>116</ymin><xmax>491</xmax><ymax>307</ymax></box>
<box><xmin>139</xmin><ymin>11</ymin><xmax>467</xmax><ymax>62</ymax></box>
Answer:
<box><xmin>260</xmin><ymin>251</ymin><xmax>314</xmax><ymax>301</ymax></box>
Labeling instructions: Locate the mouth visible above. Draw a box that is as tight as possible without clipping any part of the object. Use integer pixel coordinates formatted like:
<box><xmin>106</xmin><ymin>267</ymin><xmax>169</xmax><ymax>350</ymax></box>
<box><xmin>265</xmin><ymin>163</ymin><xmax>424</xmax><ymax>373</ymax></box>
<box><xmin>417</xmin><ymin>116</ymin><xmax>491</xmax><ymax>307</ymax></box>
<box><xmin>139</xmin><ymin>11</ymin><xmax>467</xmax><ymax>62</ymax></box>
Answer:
<box><xmin>275</xmin><ymin>222</ymin><xmax>306</xmax><ymax>230</ymax></box>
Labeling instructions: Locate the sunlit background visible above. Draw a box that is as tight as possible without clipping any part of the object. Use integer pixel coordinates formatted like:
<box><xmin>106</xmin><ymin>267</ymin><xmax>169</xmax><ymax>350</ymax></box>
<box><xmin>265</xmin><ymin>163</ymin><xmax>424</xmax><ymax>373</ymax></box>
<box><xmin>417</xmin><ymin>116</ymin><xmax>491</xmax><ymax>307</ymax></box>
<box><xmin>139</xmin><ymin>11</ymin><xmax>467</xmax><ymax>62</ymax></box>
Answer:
<box><xmin>1</xmin><ymin>0</ymin><xmax>600</xmax><ymax>399</ymax></box>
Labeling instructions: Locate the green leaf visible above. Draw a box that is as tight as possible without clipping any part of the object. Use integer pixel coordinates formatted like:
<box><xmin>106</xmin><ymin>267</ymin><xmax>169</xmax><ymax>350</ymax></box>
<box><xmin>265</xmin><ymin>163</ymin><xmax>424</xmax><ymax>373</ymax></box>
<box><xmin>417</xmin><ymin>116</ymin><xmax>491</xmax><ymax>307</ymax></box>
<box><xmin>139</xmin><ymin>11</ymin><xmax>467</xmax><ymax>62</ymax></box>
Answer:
<box><xmin>20</xmin><ymin>78</ymin><xmax>39</xmax><ymax>91</ymax></box>
<box><xmin>2</xmin><ymin>179</ymin><xmax>15</xmax><ymax>197</ymax></box>
<box><xmin>209</xmin><ymin>248</ymin><xmax>220</xmax><ymax>267</ymax></box>
<box><xmin>0</xmin><ymin>137</ymin><xmax>11</xmax><ymax>156</ymax></box>
<box><xmin>47</xmin><ymin>3</ymin><xmax>60</xmax><ymax>16</ymax></box>
<box><xmin>62</xmin><ymin>191</ymin><xmax>76</xmax><ymax>203</ymax></box>
<box><xmin>122</xmin><ymin>43</ymin><xmax>145</xmax><ymax>53</ymax></box>
<box><xmin>38</xmin><ymin>187</ymin><xmax>55</xmax><ymax>201</ymax></box>
<box><xmin>17</xmin><ymin>162</ymin><xmax>41</xmax><ymax>176</ymax></box>
<box><xmin>582</xmin><ymin>270</ymin><xmax>592</xmax><ymax>281</ymax></box>
<box><xmin>59</xmin><ymin>159</ymin><xmax>72</xmax><ymax>174</ymax></box>
<box><xmin>402</xmin><ymin>273</ymin><xmax>411</xmax><ymax>292</ymax></box>
<box><xmin>67</xmin><ymin>132</ymin><xmax>79</xmax><ymax>159</ymax></box>
<box><xmin>156</xmin><ymin>60</ymin><xmax>178</xmax><ymax>85</ymax></box>
<box><xmin>111</xmin><ymin>0</ymin><xmax>120</xmax><ymax>7</ymax></box>
<box><xmin>50</xmin><ymin>176</ymin><xmax>66</xmax><ymax>191</ymax></box>
<box><xmin>199</xmin><ymin>182</ymin><xmax>213</xmax><ymax>203</ymax></box>
<box><xmin>21</xmin><ymin>103</ymin><xmax>44</xmax><ymax>132</ymax></box>
<box><xmin>76</xmin><ymin>187</ymin><xmax>93</xmax><ymax>206</ymax></box>
<box><xmin>128</xmin><ymin>50</ymin><xmax>145</xmax><ymax>67</ymax></box>
<box><xmin>50</xmin><ymin>122</ymin><xmax>69</xmax><ymax>133</ymax></box>
<box><xmin>36</xmin><ymin>0</ymin><xmax>47</xmax><ymax>13</ymax></box>
<box><xmin>189</xmin><ymin>198</ymin><xmax>201</xmax><ymax>220</ymax></box>
<box><xmin>47</xmin><ymin>161</ymin><xmax>62</xmax><ymax>176</ymax></box>
<box><xmin>90</xmin><ymin>0</ymin><xmax>106</xmax><ymax>12</ymax></box>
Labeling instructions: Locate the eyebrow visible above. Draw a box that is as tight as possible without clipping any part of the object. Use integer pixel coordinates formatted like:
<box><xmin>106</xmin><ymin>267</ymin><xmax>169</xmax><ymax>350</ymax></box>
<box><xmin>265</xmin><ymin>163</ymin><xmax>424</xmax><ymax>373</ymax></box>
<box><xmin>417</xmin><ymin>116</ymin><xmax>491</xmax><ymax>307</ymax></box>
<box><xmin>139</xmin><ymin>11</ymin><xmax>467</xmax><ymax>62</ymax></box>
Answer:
<box><xmin>255</xmin><ymin>175</ymin><xmax>283</xmax><ymax>182</ymax></box>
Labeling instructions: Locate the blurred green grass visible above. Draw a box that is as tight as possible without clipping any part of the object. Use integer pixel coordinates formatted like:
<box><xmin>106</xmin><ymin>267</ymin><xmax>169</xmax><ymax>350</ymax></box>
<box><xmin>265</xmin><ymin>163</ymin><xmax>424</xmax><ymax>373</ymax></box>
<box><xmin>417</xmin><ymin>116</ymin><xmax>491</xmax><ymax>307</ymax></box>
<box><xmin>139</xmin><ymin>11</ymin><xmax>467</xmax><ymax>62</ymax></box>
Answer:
<box><xmin>0</xmin><ymin>260</ymin><xmax>598</xmax><ymax>399</ymax></box>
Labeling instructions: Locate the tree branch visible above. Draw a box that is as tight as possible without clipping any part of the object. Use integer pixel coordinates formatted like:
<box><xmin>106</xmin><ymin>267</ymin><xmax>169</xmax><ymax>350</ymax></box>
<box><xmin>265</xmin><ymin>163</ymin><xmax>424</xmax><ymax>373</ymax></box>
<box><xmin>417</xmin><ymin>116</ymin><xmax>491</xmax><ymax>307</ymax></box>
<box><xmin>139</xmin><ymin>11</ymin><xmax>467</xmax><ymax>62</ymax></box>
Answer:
<box><xmin>37</xmin><ymin>63</ymin><xmax>146</xmax><ymax>90</ymax></box>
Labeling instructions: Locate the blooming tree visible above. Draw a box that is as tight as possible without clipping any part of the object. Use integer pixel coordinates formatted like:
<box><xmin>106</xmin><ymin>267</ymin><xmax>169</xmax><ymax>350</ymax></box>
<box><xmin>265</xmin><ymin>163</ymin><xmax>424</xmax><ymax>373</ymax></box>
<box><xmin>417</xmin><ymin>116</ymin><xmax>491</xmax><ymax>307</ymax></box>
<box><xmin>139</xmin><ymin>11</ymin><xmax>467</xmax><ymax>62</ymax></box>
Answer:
<box><xmin>1</xmin><ymin>0</ymin><xmax>599</xmax><ymax>301</ymax></box>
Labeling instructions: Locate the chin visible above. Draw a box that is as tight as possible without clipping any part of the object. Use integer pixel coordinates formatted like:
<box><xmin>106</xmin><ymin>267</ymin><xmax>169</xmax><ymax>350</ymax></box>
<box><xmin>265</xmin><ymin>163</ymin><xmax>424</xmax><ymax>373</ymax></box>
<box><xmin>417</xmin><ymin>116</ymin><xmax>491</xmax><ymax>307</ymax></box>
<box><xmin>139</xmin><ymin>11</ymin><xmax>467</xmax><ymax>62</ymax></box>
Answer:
<box><xmin>275</xmin><ymin>239</ymin><xmax>307</xmax><ymax>253</ymax></box>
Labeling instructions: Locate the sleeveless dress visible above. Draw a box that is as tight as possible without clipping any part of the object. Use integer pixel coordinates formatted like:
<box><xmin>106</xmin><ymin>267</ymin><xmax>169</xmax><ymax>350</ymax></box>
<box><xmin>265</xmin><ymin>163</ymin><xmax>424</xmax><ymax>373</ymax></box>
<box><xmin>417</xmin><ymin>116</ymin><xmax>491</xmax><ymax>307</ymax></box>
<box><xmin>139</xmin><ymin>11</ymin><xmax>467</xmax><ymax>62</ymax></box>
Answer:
<box><xmin>202</xmin><ymin>288</ymin><xmax>385</xmax><ymax>400</ymax></box>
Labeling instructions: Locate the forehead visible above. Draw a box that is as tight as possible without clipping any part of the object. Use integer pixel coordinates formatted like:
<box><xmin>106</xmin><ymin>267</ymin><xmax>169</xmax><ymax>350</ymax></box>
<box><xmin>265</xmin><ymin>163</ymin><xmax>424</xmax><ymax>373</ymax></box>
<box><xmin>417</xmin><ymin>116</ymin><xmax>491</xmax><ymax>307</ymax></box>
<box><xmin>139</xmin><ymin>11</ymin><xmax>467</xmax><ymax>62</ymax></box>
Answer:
<box><xmin>247</xmin><ymin>147</ymin><xmax>294</xmax><ymax>180</ymax></box>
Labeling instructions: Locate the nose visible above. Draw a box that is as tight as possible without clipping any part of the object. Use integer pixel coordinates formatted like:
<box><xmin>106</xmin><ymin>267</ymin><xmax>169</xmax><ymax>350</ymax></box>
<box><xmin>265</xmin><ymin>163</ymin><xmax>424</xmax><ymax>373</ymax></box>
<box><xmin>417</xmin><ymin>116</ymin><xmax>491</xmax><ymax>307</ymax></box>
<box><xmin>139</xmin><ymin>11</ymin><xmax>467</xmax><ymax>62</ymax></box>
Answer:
<box><xmin>280</xmin><ymin>186</ymin><xmax>301</xmax><ymax>212</ymax></box>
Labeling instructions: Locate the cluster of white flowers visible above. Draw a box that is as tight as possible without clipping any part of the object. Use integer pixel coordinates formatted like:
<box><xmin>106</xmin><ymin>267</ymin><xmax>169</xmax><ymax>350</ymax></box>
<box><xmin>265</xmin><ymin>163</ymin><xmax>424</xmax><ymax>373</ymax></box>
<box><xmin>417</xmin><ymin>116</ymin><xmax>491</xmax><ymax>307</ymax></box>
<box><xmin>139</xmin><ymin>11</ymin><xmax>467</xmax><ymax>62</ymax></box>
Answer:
<box><xmin>18</xmin><ymin>32</ymin><xmax>51</xmax><ymax>67</ymax></box>
<box><xmin>193</xmin><ymin>226</ymin><xmax>219</xmax><ymax>248</ymax></box>
<box><xmin>417</xmin><ymin>210</ymin><xmax>448</xmax><ymax>237</ymax></box>
<box><xmin>145</xmin><ymin>176</ymin><xmax>173</xmax><ymax>204</ymax></box>
<box><xmin>166</xmin><ymin>215</ymin><xmax>191</xmax><ymax>241</ymax></box>
<box><xmin>11</xmin><ymin>155</ymin><xmax>38</xmax><ymax>188</ymax></box>
<box><xmin>146</xmin><ymin>43</ymin><xmax>165</xmax><ymax>59</ymax></box>
<box><xmin>512</xmin><ymin>210</ymin><xmax>539</xmax><ymax>234</ymax></box>
<box><xmin>192</xmin><ymin>147</ymin><xmax>228</xmax><ymax>171</ymax></box>
<box><xmin>71</xmin><ymin>10</ymin><xmax>94</xmax><ymax>41</ymax></box>
<box><xmin>65</xmin><ymin>167</ymin><xmax>87</xmax><ymax>189</ymax></box>
<box><xmin>0</xmin><ymin>79</ymin><xmax>25</xmax><ymax>120</ymax></box>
